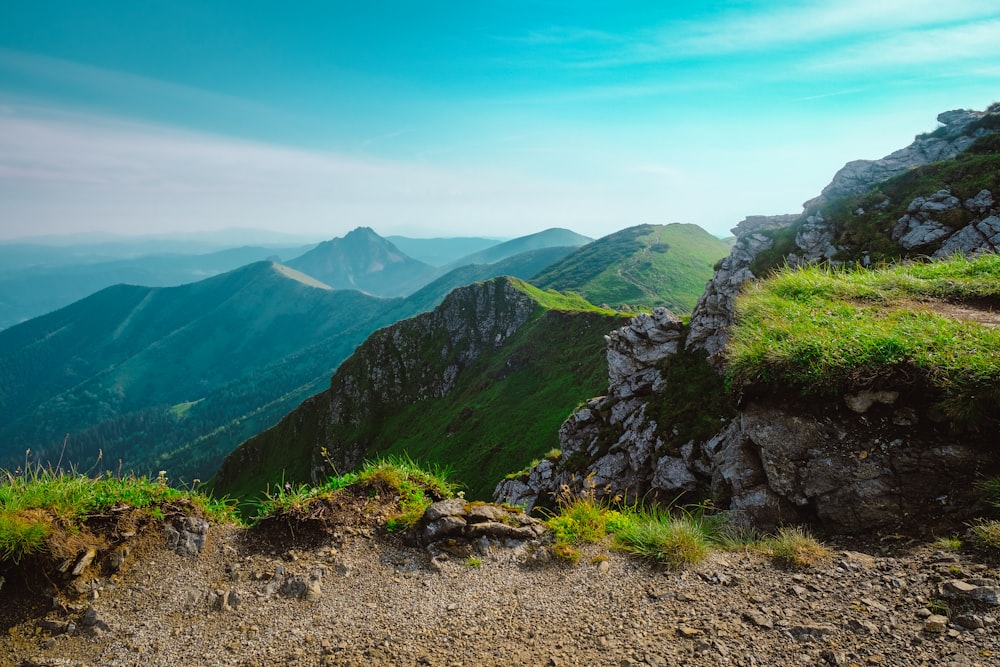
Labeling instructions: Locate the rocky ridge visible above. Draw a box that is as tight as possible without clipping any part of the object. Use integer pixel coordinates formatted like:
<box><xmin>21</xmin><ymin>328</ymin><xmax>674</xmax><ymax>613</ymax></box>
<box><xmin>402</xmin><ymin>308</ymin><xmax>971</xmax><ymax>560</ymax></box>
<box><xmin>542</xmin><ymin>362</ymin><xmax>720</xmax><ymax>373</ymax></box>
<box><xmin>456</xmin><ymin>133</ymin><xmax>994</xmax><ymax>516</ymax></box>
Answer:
<box><xmin>496</xmin><ymin>104</ymin><xmax>1000</xmax><ymax>531</ymax></box>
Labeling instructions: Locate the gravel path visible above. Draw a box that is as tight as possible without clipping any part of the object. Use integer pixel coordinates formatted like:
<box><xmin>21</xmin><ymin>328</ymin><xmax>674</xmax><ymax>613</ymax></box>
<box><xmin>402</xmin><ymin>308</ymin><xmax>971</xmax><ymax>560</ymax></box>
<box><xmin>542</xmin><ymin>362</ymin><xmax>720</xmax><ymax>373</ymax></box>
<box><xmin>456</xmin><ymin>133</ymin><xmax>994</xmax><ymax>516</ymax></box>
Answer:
<box><xmin>4</xmin><ymin>514</ymin><xmax>1000</xmax><ymax>666</ymax></box>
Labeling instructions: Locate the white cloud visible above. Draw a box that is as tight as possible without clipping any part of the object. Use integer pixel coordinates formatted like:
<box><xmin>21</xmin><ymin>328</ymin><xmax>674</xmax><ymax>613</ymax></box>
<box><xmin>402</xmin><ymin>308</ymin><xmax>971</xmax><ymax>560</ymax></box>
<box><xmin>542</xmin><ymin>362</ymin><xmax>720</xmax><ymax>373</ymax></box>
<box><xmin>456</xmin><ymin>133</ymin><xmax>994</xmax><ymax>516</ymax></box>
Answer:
<box><xmin>0</xmin><ymin>104</ymin><xmax>691</xmax><ymax>239</ymax></box>
<box><xmin>507</xmin><ymin>0</ymin><xmax>1000</xmax><ymax>70</ymax></box>
<box><xmin>800</xmin><ymin>19</ymin><xmax>1000</xmax><ymax>72</ymax></box>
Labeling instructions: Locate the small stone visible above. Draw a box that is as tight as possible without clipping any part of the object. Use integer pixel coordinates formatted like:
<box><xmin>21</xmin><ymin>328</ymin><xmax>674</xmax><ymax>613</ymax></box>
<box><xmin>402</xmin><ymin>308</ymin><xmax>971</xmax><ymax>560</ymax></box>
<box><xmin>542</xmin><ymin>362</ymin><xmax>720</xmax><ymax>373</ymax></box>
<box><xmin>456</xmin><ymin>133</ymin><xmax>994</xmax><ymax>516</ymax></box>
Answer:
<box><xmin>924</xmin><ymin>614</ymin><xmax>949</xmax><ymax>633</ymax></box>
<box><xmin>954</xmin><ymin>614</ymin><xmax>985</xmax><ymax>630</ymax></box>
<box><xmin>71</xmin><ymin>548</ymin><xmax>98</xmax><ymax>576</ymax></box>
<box><xmin>743</xmin><ymin>611</ymin><xmax>773</xmax><ymax>629</ymax></box>
<box><xmin>677</xmin><ymin>625</ymin><xmax>701</xmax><ymax>638</ymax></box>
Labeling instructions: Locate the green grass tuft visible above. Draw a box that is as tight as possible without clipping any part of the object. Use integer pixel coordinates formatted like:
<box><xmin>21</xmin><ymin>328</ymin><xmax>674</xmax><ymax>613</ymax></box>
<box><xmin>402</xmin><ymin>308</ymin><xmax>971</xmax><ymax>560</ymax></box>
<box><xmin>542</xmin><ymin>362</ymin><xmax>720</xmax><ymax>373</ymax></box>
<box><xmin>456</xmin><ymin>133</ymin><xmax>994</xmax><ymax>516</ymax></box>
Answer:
<box><xmin>612</xmin><ymin>510</ymin><xmax>717</xmax><ymax>568</ymax></box>
<box><xmin>0</xmin><ymin>466</ymin><xmax>236</xmax><ymax>563</ymax></box>
<box><xmin>250</xmin><ymin>455</ymin><xmax>456</xmax><ymax>530</ymax></box>
<box><xmin>762</xmin><ymin>526</ymin><xmax>831</xmax><ymax>569</ymax></box>
<box><xmin>969</xmin><ymin>519</ymin><xmax>1000</xmax><ymax>552</ymax></box>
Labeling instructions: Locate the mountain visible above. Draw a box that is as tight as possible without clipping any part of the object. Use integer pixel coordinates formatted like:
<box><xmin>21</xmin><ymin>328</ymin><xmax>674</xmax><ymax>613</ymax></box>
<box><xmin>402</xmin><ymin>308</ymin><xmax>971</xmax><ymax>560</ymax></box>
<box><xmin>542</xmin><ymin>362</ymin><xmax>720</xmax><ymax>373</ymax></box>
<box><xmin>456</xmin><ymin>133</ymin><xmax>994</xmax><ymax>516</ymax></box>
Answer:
<box><xmin>531</xmin><ymin>223</ymin><xmax>731</xmax><ymax>313</ymax></box>
<box><xmin>441</xmin><ymin>228</ymin><xmax>591</xmax><ymax>270</ymax></box>
<box><xmin>498</xmin><ymin>103</ymin><xmax>1000</xmax><ymax>535</ymax></box>
<box><xmin>210</xmin><ymin>277</ymin><xmax>631</xmax><ymax>502</ymax></box>
<box><xmin>0</xmin><ymin>244</ymin><xmax>312</xmax><ymax>330</ymax></box>
<box><xmin>0</xmin><ymin>261</ymin><xmax>411</xmax><ymax>481</ymax></box>
<box><xmin>286</xmin><ymin>227</ymin><xmax>435</xmax><ymax>297</ymax></box>
<box><xmin>401</xmin><ymin>245</ymin><xmax>581</xmax><ymax>315</ymax></box>
<box><xmin>385</xmin><ymin>235</ymin><xmax>501</xmax><ymax>266</ymax></box>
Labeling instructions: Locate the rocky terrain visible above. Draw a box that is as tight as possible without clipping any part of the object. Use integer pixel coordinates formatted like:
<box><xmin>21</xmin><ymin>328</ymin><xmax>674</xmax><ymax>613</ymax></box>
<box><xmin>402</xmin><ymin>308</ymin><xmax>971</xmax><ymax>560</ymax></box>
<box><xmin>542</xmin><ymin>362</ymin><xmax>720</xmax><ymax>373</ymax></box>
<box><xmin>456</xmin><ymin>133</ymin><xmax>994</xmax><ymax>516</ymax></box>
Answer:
<box><xmin>4</xmin><ymin>496</ymin><xmax>1000</xmax><ymax>667</ymax></box>
<box><xmin>496</xmin><ymin>104</ymin><xmax>1000</xmax><ymax>532</ymax></box>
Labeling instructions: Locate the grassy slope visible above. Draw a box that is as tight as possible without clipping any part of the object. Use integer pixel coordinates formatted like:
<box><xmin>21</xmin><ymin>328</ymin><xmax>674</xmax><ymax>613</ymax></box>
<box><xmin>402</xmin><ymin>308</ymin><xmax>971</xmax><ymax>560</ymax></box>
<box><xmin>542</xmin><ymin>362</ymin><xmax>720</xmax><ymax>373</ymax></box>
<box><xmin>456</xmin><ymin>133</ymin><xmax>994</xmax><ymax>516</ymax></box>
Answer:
<box><xmin>726</xmin><ymin>254</ymin><xmax>1000</xmax><ymax>427</ymax></box>
<box><xmin>0</xmin><ymin>262</ymin><xmax>407</xmax><ymax>481</ymax></box>
<box><xmin>532</xmin><ymin>223</ymin><xmax>731</xmax><ymax>313</ymax></box>
<box><xmin>373</xmin><ymin>306</ymin><xmax>626</xmax><ymax>498</ymax></box>
<box><xmin>212</xmin><ymin>281</ymin><xmax>630</xmax><ymax>502</ymax></box>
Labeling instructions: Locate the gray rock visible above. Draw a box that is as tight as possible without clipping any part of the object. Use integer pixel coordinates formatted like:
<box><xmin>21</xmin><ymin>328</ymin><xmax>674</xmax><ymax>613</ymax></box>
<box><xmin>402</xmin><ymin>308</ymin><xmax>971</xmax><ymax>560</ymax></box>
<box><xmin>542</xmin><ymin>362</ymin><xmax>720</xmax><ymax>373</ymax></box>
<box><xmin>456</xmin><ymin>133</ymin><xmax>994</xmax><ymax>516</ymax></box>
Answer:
<box><xmin>80</xmin><ymin>606</ymin><xmax>109</xmax><ymax>634</ymax></box>
<box><xmin>965</xmin><ymin>189</ymin><xmax>994</xmax><ymax>213</ymax></box>
<box><xmin>423</xmin><ymin>498</ymin><xmax>467</xmax><ymax>521</ymax></box>
<box><xmin>844</xmin><ymin>390</ymin><xmax>898</xmax><ymax>413</ymax></box>
<box><xmin>423</xmin><ymin>516</ymin><xmax>467</xmax><ymax>542</ymax></box>
<box><xmin>742</xmin><ymin>610</ymin><xmax>774</xmax><ymax>629</ymax></box>
<box><xmin>165</xmin><ymin>516</ymin><xmax>209</xmax><ymax>557</ymax></box>
<box><xmin>807</xmin><ymin>109</ymin><xmax>991</xmax><ymax>208</ymax></box>
<box><xmin>651</xmin><ymin>456</ymin><xmax>698</xmax><ymax>495</ymax></box>
<box><xmin>940</xmin><ymin>579</ymin><xmax>1000</xmax><ymax>606</ymax></box>
<box><xmin>280</xmin><ymin>573</ymin><xmax>323</xmax><ymax>602</ymax></box>
<box><xmin>107</xmin><ymin>545</ymin><xmax>129</xmax><ymax>573</ymax></box>
<box><xmin>955</xmin><ymin>613</ymin><xmax>985</xmax><ymax>630</ymax></box>
<box><xmin>923</xmin><ymin>614</ymin><xmax>949</xmax><ymax>633</ymax></box>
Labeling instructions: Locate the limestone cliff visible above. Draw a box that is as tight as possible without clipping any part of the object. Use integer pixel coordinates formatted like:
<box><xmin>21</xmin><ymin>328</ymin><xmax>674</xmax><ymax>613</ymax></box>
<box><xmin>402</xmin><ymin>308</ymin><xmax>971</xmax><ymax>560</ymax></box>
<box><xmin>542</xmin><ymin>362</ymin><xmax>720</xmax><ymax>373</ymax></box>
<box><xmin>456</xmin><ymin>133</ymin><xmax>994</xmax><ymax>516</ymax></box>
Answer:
<box><xmin>496</xmin><ymin>104</ymin><xmax>1000</xmax><ymax>534</ymax></box>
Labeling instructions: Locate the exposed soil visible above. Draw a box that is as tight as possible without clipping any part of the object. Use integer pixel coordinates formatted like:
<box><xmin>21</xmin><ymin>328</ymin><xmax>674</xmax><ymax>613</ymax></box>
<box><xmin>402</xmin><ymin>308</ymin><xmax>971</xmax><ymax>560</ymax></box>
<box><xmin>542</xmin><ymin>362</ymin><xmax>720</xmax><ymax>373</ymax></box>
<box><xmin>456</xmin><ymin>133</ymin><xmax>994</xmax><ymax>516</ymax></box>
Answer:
<box><xmin>3</xmin><ymin>498</ymin><xmax>1000</xmax><ymax>667</ymax></box>
<box><xmin>907</xmin><ymin>297</ymin><xmax>1000</xmax><ymax>327</ymax></box>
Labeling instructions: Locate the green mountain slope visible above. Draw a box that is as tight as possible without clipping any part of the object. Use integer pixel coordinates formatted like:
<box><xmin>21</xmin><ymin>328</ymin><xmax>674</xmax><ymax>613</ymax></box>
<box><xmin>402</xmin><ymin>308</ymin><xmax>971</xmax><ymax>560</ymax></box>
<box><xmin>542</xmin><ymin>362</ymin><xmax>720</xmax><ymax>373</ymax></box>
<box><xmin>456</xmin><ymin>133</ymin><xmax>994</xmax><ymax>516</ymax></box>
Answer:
<box><xmin>532</xmin><ymin>223</ymin><xmax>731</xmax><ymax>312</ymax></box>
<box><xmin>210</xmin><ymin>277</ymin><xmax>631</xmax><ymax>502</ymax></box>
<box><xmin>0</xmin><ymin>262</ymin><xmax>407</xmax><ymax>480</ymax></box>
<box><xmin>401</xmin><ymin>245</ymin><xmax>580</xmax><ymax>315</ymax></box>
<box><xmin>384</xmin><ymin>235</ymin><xmax>500</xmax><ymax>266</ymax></box>
<box><xmin>441</xmin><ymin>228</ymin><xmax>591</xmax><ymax>270</ymax></box>
<box><xmin>0</xmin><ymin>244</ymin><xmax>312</xmax><ymax>331</ymax></box>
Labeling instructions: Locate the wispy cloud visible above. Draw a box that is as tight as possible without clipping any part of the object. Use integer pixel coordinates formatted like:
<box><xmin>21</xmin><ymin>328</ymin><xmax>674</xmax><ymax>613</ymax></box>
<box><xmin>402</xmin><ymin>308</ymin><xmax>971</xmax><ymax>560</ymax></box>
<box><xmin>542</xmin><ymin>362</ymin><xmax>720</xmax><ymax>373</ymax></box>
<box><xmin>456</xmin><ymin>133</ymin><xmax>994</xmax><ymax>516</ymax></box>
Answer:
<box><xmin>503</xmin><ymin>0</ymin><xmax>1000</xmax><ymax>70</ymax></box>
<box><xmin>800</xmin><ymin>19</ymin><xmax>1000</xmax><ymax>72</ymax></box>
<box><xmin>0</xmin><ymin>104</ymin><xmax>645</xmax><ymax>239</ymax></box>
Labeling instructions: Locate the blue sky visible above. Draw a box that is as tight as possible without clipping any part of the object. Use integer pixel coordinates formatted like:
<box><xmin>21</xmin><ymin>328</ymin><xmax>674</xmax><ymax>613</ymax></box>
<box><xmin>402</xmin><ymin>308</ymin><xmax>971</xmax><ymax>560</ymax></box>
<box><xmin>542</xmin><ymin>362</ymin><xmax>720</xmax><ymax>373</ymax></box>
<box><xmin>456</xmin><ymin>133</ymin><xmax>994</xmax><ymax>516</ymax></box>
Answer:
<box><xmin>1</xmin><ymin>1</ymin><xmax>998</xmax><ymax>242</ymax></box>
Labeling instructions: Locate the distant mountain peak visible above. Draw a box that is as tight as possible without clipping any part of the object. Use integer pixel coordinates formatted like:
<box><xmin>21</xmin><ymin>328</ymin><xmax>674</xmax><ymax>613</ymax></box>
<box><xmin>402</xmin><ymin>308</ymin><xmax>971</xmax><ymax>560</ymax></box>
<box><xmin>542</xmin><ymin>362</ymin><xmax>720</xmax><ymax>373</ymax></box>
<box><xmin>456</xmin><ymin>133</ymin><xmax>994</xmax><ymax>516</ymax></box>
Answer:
<box><xmin>286</xmin><ymin>228</ymin><xmax>434</xmax><ymax>297</ymax></box>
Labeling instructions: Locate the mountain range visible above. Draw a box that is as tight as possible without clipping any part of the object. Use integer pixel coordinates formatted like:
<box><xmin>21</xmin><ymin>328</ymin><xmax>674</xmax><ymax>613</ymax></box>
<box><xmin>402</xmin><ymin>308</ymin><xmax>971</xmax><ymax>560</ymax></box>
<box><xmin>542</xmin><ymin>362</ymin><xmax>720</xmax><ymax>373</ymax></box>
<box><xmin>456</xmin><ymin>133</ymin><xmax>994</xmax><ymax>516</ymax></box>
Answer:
<box><xmin>0</xmin><ymin>223</ymin><xmax>728</xmax><ymax>483</ymax></box>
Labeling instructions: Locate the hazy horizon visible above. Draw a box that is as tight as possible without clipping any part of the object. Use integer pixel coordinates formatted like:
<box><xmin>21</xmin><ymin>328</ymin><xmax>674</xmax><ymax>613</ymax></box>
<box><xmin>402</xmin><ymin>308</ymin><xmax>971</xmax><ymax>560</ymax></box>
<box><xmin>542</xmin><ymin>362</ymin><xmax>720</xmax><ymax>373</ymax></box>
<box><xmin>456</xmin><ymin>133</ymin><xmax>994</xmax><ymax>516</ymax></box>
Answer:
<box><xmin>2</xmin><ymin>1</ymin><xmax>999</xmax><ymax>242</ymax></box>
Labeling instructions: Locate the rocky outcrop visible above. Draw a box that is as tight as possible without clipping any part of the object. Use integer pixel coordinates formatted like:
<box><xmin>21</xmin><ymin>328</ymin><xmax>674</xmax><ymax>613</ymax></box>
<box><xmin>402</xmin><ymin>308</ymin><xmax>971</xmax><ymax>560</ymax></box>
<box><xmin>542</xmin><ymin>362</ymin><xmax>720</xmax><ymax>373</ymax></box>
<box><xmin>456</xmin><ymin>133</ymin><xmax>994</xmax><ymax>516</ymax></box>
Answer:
<box><xmin>804</xmin><ymin>108</ymin><xmax>993</xmax><ymax>208</ymax></box>
<box><xmin>326</xmin><ymin>277</ymin><xmax>536</xmax><ymax>427</ymax></box>
<box><xmin>414</xmin><ymin>498</ymin><xmax>547</xmax><ymax>563</ymax></box>
<box><xmin>708</xmin><ymin>398</ymin><xmax>998</xmax><ymax>533</ymax></box>
<box><xmin>685</xmin><ymin>214</ymin><xmax>797</xmax><ymax>359</ymax></box>
<box><xmin>496</xmin><ymin>105</ymin><xmax>1000</xmax><ymax>533</ymax></box>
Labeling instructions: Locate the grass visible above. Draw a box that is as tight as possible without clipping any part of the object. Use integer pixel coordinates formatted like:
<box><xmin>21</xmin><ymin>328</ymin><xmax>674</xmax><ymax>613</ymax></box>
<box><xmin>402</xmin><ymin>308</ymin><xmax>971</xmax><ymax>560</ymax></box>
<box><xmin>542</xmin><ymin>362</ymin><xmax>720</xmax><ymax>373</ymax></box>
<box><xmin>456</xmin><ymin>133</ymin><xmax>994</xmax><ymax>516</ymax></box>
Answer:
<box><xmin>612</xmin><ymin>510</ymin><xmax>719</xmax><ymax>568</ymax></box>
<box><xmin>969</xmin><ymin>520</ymin><xmax>1000</xmax><ymax>552</ymax></box>
<box><xmin>546</xmin><ymin>481</ymin><xmax>739</xmax><ymax>568</ymax></box>
<box><xmin>761</xmin><ymin>526</ymin><xmax>832</xmax><ymax>569</ymax></box>
<box><xmin>726</xmin><ymin>254</ymin><xmax>1000</xmax><ymax>428</ymax></box>
<box><xmin>935</xmin><ymin>535</ymin><xmax>963</xmax><ymax>551</ymax></box>
<box><xmin>250</xmin><ymin>455</ymin><xmax>456</xmax><ymax>530</ymax></box>
<box><xmin>533</xmin><ymin>223</ymin><xmax>731</xmax><ymax>313</ymax></box>
<box><xmin>0</xmin><ymin>466</ymin><xmax>236</xmax><ymax>564</ymax></box>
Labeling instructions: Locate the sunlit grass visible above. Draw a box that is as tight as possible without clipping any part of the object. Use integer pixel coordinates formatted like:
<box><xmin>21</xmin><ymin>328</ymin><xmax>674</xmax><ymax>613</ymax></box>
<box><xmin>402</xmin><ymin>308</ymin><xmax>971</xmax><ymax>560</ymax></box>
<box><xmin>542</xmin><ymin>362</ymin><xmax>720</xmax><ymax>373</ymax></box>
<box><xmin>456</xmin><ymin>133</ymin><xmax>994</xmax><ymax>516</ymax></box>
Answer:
<box><xmin>0</xmin><ymin>466</ymin><xmax>236</xmax><ymax>563</ymax></box>
<box><xmin>760</xmin><ymin>526</ymin><xmax>832</xmax><ymax>569</ymax></box>
<box><xmin>251</xmin><ymin>455</ymin><xmax>457</xmax><ymax>530</ymax></box>
<box><xmin>727</xmin><ymin>254</ymin><xmax>1000</xmax><ymax>426</ymax></box>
